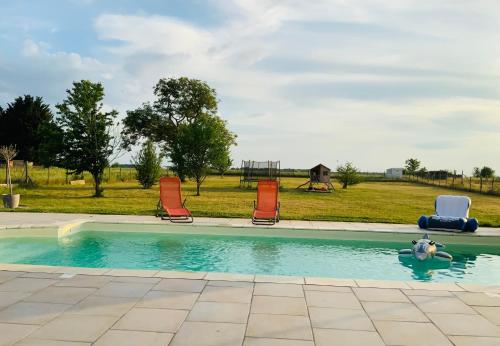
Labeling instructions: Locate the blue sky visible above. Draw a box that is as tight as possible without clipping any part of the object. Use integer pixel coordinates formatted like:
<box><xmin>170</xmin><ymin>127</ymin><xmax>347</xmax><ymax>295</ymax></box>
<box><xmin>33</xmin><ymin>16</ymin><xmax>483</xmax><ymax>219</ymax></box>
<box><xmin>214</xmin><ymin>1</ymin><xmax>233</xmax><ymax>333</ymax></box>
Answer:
<box><xmin>1</xmin><ymin>0</ymin><xmax>499</xmax><ymax>172</ymax></box>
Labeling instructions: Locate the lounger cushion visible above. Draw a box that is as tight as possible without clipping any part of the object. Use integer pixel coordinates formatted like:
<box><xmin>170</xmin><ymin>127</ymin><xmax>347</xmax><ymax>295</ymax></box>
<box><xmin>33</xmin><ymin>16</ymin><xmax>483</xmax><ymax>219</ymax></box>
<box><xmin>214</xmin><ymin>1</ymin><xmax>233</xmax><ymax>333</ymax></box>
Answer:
<box><xmin>435</xmin><ymin>195</ymin><xmax>470</xmax><ymax>218</ymax></box>
<box><xmin>428</xmin><ymin>215</ymin><xmax>466</xmax><ymax>231</ymax></box>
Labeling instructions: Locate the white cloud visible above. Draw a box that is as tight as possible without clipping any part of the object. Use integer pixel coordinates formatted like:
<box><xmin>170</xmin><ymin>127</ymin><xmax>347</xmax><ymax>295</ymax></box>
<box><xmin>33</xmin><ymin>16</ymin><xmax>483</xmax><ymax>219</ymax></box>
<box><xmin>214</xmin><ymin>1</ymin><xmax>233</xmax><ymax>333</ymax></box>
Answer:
<box><xmin>2</xmin><ymin>1</ymin><xmax>500</xmax><ymax>171</ymax></box>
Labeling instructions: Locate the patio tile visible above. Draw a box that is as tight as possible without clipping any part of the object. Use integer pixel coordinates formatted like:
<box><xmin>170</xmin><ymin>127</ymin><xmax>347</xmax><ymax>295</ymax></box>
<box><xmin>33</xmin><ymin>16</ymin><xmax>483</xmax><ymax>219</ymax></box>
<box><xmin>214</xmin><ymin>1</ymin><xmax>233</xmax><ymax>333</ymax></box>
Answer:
<box><xmin>31</xmin><ymin>314</ymin><xmax>118</xmax><ymax>342</ymax></box>
<box><xmin>106</xmin><ymin>269</ymin><xmax>159</xmax><ymax>278</ymax></box>
<box><xmin>0</xmin><ymin>278</ymin><xmax>57</xmax><ymax>292</ymax></box>
<box><xmin>93</xmin><ymin>330</ymin><xmax>173</xmax><ymax>346</ymax></box>
<box><xmin>255</xmin><ymin>275</ymin><xmax>304</xmax><ymax>284</ymax></box>
<box><xmin>199</xmin><ymin>285</ymin><xmax>253</xmax><ymax>303</ymax></box>
<box><xmin>94</xmin><ymin>282</ymin><xmax>153</xmax><ymax>298</ymax></box>
<box><xmin>204</xmin><ymin>272</ymin><xmax>254</xmax><ymax>282</ymax></box>
<box><xmin>406</xmin><ymin>281</ymin><xmax>464</xmax><ymax>291</ymax></box>
<box><xmin>305</xmin><ymin>277</ymin><xmax>356</xmax><ymax>287</ymax></box>
<box><xmin>54</xmin><ymin>267</ymin><xmax>110</xmax><ymax>275</ymax></box>
<box><xmin>254</xmin><ymin>283</ymin><xmax>303</xmax><ymax>297</ymax></box>
<box><xmin>374</xmin><ymin>320</ymin><xmax>452</xmax><ymax>346</ymax></box>
<box><xmin>0</xmin><ymin>301</ymin><xmax>69</xmax><ymax>324</ymax></box>
<box><xmin>20</xmin><ymin>272</ymin><xmax>62</xmax><ymax>279</ymax></box>
<box><xmin>458</xmin><ymin>284</ymin><xmax>500</xmax><ymax>294</ymax></box>
<box><xmin>113</xmin><ymin>307</ymin><xmax>187</xmax><ymax>333</ymax></box>
<box><xmin>25</xmin><ymin>286</ymin><xmax>95</xmax><ymax>304</ymax></box>
<box><xmin>0</xmin><ymin>291</ymin><xmax>31</xmax><ymax>309</ymax></box>
<box><xmin>153</xmin><ymin>278</ymin><xmax>206</xmax><ymax>293</ymax></box>
<box><xmin>207</xmin><ymin>280</ymin><xmax>254</xmax><ymax>288</ymax></box>
<box><xmin>455</xmin><ymin>292</ymin><xmax>500</xmax><ymax>307</ymax></box>
<box><xmin>170</xmin><ymin>321</ymin><xmax>246</xmax><ymax>346</ymax></box>
<box><xmin>309</xmin><ymin>307</ymin><xmax>374</xmax><ymax>330</ymax></box>
<box><xmin>54</xmin><ymin>275</ymin><xmax>112</xmax><ymax>288</ymax></box>
<box><xmin>302</xmin><ymin>284</ymin><xmax>352</xmax><ymax>293</ymax></box>
<box><xmin>474</xmin><ymin>306</ymin><xmax>500</xmax><ymax>325</ymax></box>
<box><xmin>68</xmin><ymin>296</ymin><xmax>137</xmax><ymax>317</ymax></box>
<box><xmin>409</xmin><ymin>295</ymin><xmax>476</xmax><ymax>314</ymax></box>
<box><xmin>353</xmin><ymin>287</ymin><xmax>410</xmax><ymax>302</ymax></box>
<box><xmin>402</xmin><ymin>289</ymin><xmax>454</xmax><ymax>297</ymax></box>
<box><xmin>427</xmin><ymin>313</ymin><xmax>500</xmax><ymax>336</ymax></box>
<box><xmin>244</xmin><ymin>337</ymin><xmax>314</xmax><ymax>346</ymax></box>
<box><xmin>362</xmin><ymin>301</ymin><xmax>428</xmax><ymax>322</ymax></box>
<box><xmin>246</xmin><ymin>314</ymin><xmax>313</xmax><ymax>340</ymax></box>
<box><xmin>137</xmin><ymin>290</ymin><xmax>199</xmax><ymax>310</ymax></box>
<box><xmin>110</xmin><ymin>276</ymin><xmax>161</xmax><ymax>284</ymax></box>
<box><xmin>0</xmin><ymin>323</ymin><xmax>40</xmax><ymax>345</ymax></box>
<box><xmin>0</xmin><ymin>270</ymin><xmax>24</xmax><ymax>283</ymax></box>
<box><xmin>313</xmin><ymin>328</ymin><xmax>385</xmax><ymax>346</ymax></box>
<box><xmin>188</xmin><ymin>302</ymin><xmax>250</xmax><ymax>323</ymax></box>
<box><xmin>305</xmin><ymin>290</ymin><xmax>362</xmax><ymax>309</ymax></box>
<box><xmin>356</xmin><ymin>279</ymin><xmax>411</xmax><ymax>289</ymax></box>
<box><xmin>251</xmin><ymin>296</ymin><xmax>308</xmax><ymax>316</ymax></box>
<box><xmin>155</xmin><ymin>270</ymin><xmax>206</xmax><ymax>280</ymax></box>
<box><xmin>15</xmin><ymin>338</ymin><xmax>91</xmax><ymax>346</ymax></box>
<box><xmin>448</xmin><ymin>336</ymin><xmax>500</xmax><ymax>346</ymax></box>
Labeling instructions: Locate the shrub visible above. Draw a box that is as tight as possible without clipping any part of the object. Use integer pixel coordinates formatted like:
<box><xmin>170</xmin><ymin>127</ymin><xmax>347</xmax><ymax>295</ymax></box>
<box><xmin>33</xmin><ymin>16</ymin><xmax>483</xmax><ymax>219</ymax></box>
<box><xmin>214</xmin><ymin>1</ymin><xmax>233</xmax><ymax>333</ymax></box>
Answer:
<box><xmin>133</xmin><ymin>141</ymin><xmax>162</xmax><ymax>189</ymax></box>
<box><xmin>336</xmin><ymin>162</ymin><xmax>362</xmax><ymax>189</ymax></box>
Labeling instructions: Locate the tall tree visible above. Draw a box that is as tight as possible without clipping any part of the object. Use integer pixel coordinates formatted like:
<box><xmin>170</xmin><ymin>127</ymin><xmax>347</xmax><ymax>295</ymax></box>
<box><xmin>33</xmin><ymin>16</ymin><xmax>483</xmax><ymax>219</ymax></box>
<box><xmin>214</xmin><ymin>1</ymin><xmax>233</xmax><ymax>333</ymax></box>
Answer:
<box><xmin>121</xmin><ymin>77</ymin><xmax>218</xmax><ymax>180</ymax></box>
<box><xmin>404</xmin><ymin>158</ymin><xmax>421</xmax><ymax>178</ymax></box>
<box><xmin>56</xmin><ymin>80</ymin><xmax>118</xmax><ymax>197</ymax></box>
<box><xmin>37</xmin><ymin>121</ymin><xmax>64</xmax><ymax>184</ymax></box>
<box><xmin>0</xmin><ymin>95</ymin><xmax>54</xmax><ymax>182</ymax></box>
<box><xmin>172</xmin><ymin>115</ymin><xmax>236</xmax><ymax>196</ymax></box>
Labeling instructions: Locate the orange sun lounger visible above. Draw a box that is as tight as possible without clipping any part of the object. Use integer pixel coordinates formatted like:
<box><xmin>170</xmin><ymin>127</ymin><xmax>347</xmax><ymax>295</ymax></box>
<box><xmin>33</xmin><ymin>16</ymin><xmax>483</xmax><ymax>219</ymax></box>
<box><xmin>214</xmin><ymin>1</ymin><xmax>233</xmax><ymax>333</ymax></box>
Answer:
<box><xmin>156</xmin><ymin>176</ymin><xmax>193</xmax><ymax>223</ymax></box>
<box><xmin>252</xmin><ymin>179</ymin><xmax>280</xmax><ymax>225</ymax></box>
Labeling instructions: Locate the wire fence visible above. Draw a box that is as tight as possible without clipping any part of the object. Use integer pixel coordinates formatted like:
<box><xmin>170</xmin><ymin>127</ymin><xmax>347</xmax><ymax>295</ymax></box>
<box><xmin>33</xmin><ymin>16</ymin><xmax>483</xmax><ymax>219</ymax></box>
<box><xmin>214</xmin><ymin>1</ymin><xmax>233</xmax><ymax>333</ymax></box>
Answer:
<box><xmin>404</xmin><ymin>173</ymin><xmax>499</xmax><ymax>196</ymax></box>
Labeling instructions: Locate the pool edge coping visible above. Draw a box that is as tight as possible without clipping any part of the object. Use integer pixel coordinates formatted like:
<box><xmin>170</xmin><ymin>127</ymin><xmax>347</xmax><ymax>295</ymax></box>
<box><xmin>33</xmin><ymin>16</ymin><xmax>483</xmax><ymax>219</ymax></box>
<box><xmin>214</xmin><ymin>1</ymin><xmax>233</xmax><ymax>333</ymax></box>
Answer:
<box><xmin>1</xmin><ymin>262</ymin><xmax>499</xmax><ymax>293</ymax></box>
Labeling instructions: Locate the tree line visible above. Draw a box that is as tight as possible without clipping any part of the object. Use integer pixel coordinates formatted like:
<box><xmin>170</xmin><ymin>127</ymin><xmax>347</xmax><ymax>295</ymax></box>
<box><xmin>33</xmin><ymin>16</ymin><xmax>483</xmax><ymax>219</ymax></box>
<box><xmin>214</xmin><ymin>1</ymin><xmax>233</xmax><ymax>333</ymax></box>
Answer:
<box><xmin>0</xmin><ymin>77</ymin><xmax>236</xmax><ymax>197</ymax></box>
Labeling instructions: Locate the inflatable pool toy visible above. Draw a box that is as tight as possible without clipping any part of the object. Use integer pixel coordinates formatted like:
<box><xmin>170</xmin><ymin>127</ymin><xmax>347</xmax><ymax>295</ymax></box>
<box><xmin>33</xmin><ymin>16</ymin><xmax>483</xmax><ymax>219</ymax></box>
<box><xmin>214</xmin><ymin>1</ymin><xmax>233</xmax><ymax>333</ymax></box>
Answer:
<box><xmin>398</xmin><ymin>233</ymin><xmax>452</xmax><ymax>261</ymax></box>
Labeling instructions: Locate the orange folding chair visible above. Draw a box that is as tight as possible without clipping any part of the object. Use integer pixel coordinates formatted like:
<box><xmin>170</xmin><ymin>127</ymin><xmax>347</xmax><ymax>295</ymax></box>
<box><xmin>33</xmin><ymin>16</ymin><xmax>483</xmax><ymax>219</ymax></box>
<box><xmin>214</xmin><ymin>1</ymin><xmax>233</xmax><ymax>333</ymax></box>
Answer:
<box><xmin>252</xmin><ymin>179</ymin><xmax>280</xmax><ymax>225</ymax></box>
<box><xmin>156</xmin><ymin>176</ymin><xmax>193</xmax><ymax>223</ymax></box>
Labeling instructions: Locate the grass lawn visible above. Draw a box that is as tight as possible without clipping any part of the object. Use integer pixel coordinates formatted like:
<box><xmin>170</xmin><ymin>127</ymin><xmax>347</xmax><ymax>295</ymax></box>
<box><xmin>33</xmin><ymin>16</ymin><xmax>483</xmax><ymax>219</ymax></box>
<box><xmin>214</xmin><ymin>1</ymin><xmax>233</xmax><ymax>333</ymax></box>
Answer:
<box><xmin>1</xmin><ymin>176</ymin><xmax>500</xmax><ymax>227</ymax></box>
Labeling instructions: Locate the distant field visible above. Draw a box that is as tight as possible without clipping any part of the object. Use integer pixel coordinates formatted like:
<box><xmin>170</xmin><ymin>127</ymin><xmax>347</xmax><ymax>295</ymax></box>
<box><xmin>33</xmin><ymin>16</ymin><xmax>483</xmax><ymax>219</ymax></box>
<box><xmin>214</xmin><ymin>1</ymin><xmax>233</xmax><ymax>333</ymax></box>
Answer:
<box><xmin>1</xmin><ymin>175</ymin><xmax>499</xmax><ymax>227</ymax></box>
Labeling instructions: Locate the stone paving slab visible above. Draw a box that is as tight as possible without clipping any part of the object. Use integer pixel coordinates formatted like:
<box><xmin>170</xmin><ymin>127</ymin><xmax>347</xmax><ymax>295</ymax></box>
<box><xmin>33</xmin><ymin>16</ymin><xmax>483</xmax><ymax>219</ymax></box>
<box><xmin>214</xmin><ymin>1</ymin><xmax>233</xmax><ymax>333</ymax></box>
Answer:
<box><xmin>0</xmin><ymin>266</ymin><xmax>497</xmax><ymax>345</ymax></box>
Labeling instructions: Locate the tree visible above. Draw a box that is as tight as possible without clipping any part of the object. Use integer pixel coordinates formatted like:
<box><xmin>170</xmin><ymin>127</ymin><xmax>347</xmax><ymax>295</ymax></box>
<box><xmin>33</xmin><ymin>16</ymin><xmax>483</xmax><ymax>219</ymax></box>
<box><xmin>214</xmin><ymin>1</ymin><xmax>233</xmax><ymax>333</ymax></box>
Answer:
<box><xmin>0</xmin><ymin>145</ymin><xmax>17</xmax><ymax>196</ymax></box>
<box><xmin>0</xmin><ymin>95</ymin><xmax>54</xmax><ymax>182</ymax></box>
<box><xmin>404</xmin><ymin>158</ymin><xmax>421</xmax><ymax>178</ymax></box>
<box><xmin>336</xmin><ymin>162</ymin><xmax>362</xmax><ymax>189</ymax></box>
<box><xmin>56</xmin><ymin>80</ymin><xmax>119</xmax><ymax>197</ymax></box>
<box><xmin>133</xmin><ymin>140</ymin><xmax>162</xmax><ymax>189</ymax></box>
<box><xmin>213</xmin><ymin>154</ymin><xmax>232</xmax><ymax>178</ymax></box>
<box><xmin>473</xmin><ymin>166</ymin><xmax>495</xmax><ymax>193</ymax></box>
<box><xmin>172</xmin><ymin>115</ymin><xmax>236</xmax><ymax>196</ymax></box>
<box><xmin>121</xmin><ymin>77</ymin><xmax>218</xmax><ymax>180</ymax></box>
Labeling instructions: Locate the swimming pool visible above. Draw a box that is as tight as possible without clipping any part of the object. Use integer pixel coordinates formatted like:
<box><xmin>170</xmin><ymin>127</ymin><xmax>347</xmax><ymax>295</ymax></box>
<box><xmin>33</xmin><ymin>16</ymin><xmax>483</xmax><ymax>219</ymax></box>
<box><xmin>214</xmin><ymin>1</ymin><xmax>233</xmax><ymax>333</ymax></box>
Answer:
<box><xmin>1</xmin><ymin>224</ymin><xmax>499</xmax><ymax>284</ymax></box>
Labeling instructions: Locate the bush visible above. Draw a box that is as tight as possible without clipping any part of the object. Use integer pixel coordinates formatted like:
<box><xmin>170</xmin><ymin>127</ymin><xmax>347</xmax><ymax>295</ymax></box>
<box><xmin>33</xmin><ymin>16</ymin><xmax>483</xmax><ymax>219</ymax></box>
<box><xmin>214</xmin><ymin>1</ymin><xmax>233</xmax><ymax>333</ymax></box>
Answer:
<box><xmin>133</xmin><ymin>141</ymin><xmax>162</xmax><ymax>189</ymax></box>
<box><xmin>336</xmin><ymin>162</ymin><xmax>362</xmax><ymax>189</ymax></box>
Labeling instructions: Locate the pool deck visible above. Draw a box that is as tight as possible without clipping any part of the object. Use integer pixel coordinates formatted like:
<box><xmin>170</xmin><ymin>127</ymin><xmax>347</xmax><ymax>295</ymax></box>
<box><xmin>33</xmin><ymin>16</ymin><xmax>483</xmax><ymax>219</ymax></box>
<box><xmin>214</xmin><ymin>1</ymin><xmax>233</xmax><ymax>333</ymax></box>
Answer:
<box><xmin>0</xmin><ymin>212</ymin><xmax>499</xmax><ymax>345</ymax></box>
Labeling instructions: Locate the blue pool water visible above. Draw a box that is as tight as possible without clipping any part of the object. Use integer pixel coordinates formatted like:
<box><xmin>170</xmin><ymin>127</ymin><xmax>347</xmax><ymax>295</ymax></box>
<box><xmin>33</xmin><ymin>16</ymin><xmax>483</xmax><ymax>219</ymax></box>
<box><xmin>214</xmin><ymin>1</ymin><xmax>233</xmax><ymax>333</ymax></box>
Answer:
<box><xmin>0</xmin><ymin>231</ymin><xmax>499</xmax><ymax>283</ymax></box>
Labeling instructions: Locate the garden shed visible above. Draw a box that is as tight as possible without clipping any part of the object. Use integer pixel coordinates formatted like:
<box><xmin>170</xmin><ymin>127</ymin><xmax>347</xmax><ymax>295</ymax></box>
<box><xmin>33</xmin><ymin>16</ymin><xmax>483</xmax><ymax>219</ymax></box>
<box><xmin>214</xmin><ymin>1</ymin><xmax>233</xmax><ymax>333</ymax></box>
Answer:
<box><xmin>297</xmin><ymin>164</ymin><xmax>334</xmax><ymax>192</ymax></box>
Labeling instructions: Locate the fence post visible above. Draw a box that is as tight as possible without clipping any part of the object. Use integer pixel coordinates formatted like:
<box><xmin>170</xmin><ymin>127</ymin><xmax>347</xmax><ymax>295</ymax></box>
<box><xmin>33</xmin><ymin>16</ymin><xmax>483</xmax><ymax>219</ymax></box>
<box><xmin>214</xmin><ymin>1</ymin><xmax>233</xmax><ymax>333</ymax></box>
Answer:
<box><xmin>452</xmin><ymin>170</ymin><xmax>455</xmax><ymax>188</ymax></box>
<box><xmin>461</xmin><ymin>170</ymin><xmax>464</xmax><ymax>185</ymax></box>
<box><xmin>492</xmin><ymin>176</ymin><xmax>495</xmax><ymax>193</ymax></box>
<box><xmin>469</xmin><ymin>177</ymin><xmax>472</xmax><ymax>191</ymax></box>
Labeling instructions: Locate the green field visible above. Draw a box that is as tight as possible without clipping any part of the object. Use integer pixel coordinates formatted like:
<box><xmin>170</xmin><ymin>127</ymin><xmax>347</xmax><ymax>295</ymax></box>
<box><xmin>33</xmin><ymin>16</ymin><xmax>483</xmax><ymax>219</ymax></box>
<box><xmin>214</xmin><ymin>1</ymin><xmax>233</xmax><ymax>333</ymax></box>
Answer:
<box><xmin>1</xmin><ymin>175</ymin><xmax>500</xmax><ymax>227</ymax></box>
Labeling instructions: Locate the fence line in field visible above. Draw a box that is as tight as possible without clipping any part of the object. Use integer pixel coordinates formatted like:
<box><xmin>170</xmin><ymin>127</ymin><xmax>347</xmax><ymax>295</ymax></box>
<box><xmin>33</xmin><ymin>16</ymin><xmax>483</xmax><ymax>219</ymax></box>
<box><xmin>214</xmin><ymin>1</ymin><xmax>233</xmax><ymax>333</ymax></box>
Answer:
<box><xmin>404</xmin><ymin>171</ymin><xmax>499</xmax><ymax>196</ymax></box>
